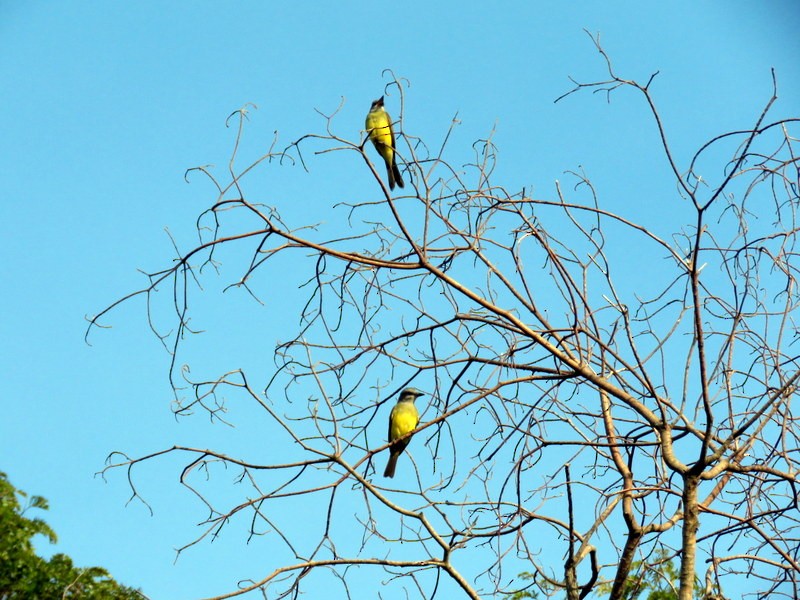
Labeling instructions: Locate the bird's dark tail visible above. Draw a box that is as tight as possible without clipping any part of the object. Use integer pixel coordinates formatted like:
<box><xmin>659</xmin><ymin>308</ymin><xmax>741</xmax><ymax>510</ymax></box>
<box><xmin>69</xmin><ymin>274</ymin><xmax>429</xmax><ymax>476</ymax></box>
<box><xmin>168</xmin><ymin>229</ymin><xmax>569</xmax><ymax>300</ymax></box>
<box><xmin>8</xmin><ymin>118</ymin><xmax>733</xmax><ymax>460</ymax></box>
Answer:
<box><xmin>383</xmin><ymin>452</ymin><xmax>398</xmax><ymax>478</ymax></box>
<box><xmin>389</xmin><ymin>159</ymin><xmax>404</xmax><ymax>190</ymax></box>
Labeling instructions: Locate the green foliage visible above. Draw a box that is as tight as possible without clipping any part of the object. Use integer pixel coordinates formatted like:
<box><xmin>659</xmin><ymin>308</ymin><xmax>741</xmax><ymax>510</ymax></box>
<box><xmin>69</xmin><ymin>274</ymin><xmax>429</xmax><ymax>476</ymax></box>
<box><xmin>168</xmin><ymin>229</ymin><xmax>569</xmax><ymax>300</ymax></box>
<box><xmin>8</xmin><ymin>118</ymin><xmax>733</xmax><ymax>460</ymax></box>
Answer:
<box><xmin>595</xmin><ymin>550</ymin><xmax>700</xmax><ymax>600</ymax></box>
<box><xmin>505</xmin><ymin>572</ymin><xmax>539</xmax><ymax>599</ymax></box>
<box><xmin>0</xmin><ymin>471</ymin><xmax>143</xmax><ymax>599</ymax></box>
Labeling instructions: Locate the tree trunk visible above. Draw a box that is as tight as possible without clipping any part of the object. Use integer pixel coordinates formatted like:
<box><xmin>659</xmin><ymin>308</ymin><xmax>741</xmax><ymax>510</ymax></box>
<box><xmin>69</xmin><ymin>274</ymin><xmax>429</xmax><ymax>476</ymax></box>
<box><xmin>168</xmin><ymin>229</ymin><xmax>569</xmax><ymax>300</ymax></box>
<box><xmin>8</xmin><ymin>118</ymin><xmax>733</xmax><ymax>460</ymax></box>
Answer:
<box><xmin>679</xmin><ymin>475</ymin><xmax>699</xmax><ymax>600</ymax></box>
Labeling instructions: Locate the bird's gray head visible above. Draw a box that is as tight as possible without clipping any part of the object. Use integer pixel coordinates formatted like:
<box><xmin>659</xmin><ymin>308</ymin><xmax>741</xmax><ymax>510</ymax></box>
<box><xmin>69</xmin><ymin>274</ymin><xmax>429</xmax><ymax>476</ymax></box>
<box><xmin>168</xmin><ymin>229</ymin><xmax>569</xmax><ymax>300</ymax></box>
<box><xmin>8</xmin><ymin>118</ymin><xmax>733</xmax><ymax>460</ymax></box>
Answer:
<box><xmin>399</xmin><ymin>387</ymin><xmax>424</xmax><ymax>401</ymax></box>
<box><xmin>370</xmin><ymin>96</ymin><xmax>385</xmax><ymax>110</ymax></box>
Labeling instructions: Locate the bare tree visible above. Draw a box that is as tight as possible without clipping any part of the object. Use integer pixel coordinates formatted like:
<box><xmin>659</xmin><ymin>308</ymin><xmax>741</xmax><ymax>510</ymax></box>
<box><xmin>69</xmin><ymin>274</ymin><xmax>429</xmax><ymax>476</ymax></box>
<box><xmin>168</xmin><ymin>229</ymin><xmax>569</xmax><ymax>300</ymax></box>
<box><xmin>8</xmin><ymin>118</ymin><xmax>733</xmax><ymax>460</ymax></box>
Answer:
<box><xmin>90</xmin><ymin>35</ymin><xmax>800</xmax><ymax>600</ymax></box>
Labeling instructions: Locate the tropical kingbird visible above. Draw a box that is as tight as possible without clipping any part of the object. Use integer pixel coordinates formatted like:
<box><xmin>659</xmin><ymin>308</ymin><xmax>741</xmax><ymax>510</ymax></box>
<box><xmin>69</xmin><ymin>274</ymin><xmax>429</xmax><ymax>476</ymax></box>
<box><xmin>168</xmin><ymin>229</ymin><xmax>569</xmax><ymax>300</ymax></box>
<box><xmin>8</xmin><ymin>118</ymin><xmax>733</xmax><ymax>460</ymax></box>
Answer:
<box><xmin>383</xmin><ymin>387</ymin><xmax>423</xmax><ymax>478</ymax></box>
<box><xmin>365</xmin><ymin>96</ymin><xmax>404</xmax><ymax>190</ymax></box>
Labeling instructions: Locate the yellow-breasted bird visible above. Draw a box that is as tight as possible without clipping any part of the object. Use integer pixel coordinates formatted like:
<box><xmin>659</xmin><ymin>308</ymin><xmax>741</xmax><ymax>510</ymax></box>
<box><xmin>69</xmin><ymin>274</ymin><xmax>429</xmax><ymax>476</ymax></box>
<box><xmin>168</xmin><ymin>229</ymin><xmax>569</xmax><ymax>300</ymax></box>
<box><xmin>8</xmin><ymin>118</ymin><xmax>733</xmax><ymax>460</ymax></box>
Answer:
<box><xmin>365</xmin><ymin>96</ymin><xmax>404</xmax><ymax>190</ymax></box>
<box><xmin>383</xmin><ymin>387</ymin><xmax>423</xmax><ymax>478</ymax></box>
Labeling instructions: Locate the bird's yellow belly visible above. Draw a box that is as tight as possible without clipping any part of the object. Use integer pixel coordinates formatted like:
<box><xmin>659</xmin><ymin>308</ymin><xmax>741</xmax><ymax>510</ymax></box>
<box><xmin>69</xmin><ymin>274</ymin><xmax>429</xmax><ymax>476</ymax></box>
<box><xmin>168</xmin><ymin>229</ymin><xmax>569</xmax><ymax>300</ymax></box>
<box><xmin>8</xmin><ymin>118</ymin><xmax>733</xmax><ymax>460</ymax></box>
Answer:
<box><xmin>366</xmin><ymin>115</ymin><xmax>393</xmax><ymax>151</ymax></box>
<box><xmin>390</xmin><ymin>405</ymin><xmax>418</xmax><ymax>439</ymax></box>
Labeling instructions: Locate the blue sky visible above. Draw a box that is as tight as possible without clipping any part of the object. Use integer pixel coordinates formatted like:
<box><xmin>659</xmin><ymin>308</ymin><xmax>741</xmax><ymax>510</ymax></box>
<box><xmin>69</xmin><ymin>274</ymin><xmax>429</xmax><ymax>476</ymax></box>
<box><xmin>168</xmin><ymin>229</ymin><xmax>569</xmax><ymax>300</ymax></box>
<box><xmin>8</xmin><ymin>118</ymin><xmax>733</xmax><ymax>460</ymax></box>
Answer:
<box><xmin>1</xmin><ymin>2</ymin><xmax>799</xmax><ymax>598</ymax></box>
